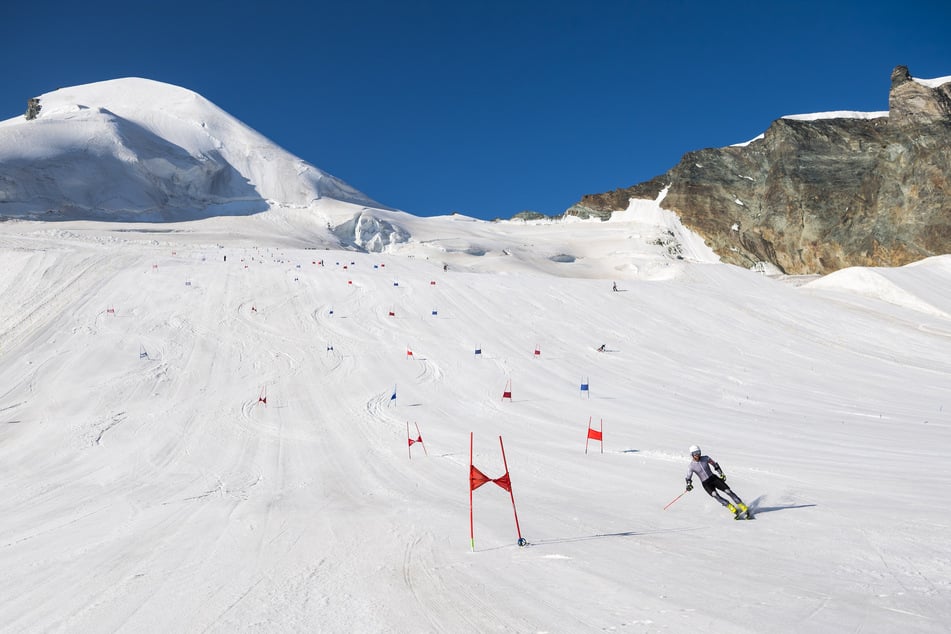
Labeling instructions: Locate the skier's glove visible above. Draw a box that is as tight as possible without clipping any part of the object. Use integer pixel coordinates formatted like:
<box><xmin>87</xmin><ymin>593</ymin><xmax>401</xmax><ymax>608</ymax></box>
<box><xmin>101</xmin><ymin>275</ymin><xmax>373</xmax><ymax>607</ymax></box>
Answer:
<box><xmin>685</xmin><ymin>482</ymin><xmax>693</xmax><ymax>491</ymax></box>
<box><xmin>719</xmin><ymin>472</ymin><xmax>727</xmax><ymax>482</ymax></box>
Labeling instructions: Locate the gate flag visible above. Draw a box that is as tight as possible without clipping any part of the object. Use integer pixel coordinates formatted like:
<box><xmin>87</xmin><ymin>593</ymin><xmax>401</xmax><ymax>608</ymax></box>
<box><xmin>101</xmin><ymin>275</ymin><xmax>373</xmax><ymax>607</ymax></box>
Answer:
<box><xmin>407</xmin><ymin>421</ymin><xmax>428</xmax><ymax>458</ymax></box>
<box><xmin>585</xmin><ymin>417</ymin><xmax>603</xmax><ymax>454</ymax></box>
<box><xmin>469</xmin><ymin>433</ymin><xmax>525</xmax><ymax>550</ymax></box>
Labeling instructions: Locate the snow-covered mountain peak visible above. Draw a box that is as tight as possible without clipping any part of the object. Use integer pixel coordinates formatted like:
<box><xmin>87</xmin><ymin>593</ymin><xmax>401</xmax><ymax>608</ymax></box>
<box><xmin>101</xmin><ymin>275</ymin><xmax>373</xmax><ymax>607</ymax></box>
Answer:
<box><xmin>1</xmin><ymin>78</ymin><xmax>721</xmax><ymax>270</ymax></box>
<box><xmin>0</xmin><ymin>77</ymin><xmax>382</xmax><ymax>224</ymax></box>
<box><xmin>34</xmin><ymin>77</ymin><xmax>207</xmax><ymax>118</ymax></box>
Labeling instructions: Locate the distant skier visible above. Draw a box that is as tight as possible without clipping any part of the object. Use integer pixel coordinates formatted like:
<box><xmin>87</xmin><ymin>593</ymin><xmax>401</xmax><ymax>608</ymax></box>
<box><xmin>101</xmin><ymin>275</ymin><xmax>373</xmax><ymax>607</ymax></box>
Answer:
<box><xmin>597</xmin><ymin>344</ymin><xmax>606</xmax><ymax>352</ymax></box>
<box><xmin>684</xmin><ymin>445</ymin><xmax>751</xmax><ymax>519</ymax></box>
<box><xmin>612</xmin><ymin>281</ymin><xmax>618</xmax><ymax>292</ymax></box>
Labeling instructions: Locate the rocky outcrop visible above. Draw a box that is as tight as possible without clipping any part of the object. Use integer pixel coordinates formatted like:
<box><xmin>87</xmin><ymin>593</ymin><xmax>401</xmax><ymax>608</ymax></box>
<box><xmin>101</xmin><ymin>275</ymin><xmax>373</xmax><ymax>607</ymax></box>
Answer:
<box><xmin>25</xmin><ymin>98</ymin><xmax>41</xmax><ymax>120</ymax></box>
<box><xmin>889</xmin><ymin>65</ymin><xmax>951</xmax><ymax>126</ymax></box>
<box><xmin>566</xmin><ymin>175</ymin><xmax>668</xmax><ymax>221</ymax></box>
<box><xmin>573</xmin><ymin>66</ymin><xmax>951</xmax><ymax>274</ymax></box>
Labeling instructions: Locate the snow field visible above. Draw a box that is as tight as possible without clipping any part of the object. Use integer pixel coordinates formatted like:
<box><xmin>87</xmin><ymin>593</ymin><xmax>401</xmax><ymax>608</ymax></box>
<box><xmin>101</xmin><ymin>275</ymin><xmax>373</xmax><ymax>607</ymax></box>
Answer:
<box><xmin>1</xmin><ymin>225</ymin><xmax>950</xmax><ymax>632</ymax></box>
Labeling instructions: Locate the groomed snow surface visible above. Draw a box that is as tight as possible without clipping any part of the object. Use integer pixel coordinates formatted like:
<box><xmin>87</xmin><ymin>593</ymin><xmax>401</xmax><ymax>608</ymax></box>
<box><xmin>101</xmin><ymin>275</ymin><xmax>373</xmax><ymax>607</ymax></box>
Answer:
<box><xmin>2</xmin><ymin>212</ymin><xmax>950</xmax><ymax>633</ymax></box>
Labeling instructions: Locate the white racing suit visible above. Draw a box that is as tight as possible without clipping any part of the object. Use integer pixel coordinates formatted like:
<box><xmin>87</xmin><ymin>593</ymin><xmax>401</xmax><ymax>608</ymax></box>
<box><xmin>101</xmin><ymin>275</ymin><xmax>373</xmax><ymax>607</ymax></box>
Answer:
<box><xmin>686</xmin><ymin>455</ymin><xmax>743</xmax><ymax>508</ymax></box>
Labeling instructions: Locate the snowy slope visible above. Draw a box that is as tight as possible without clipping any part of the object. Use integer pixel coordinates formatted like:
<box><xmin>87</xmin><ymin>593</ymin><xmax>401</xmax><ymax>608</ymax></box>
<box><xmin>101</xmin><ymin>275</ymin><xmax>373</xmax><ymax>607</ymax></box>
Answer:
<box><xmin>1</xmin><ymin>212</ymin><xmax>950</xmax><ymax>633</ymax></box>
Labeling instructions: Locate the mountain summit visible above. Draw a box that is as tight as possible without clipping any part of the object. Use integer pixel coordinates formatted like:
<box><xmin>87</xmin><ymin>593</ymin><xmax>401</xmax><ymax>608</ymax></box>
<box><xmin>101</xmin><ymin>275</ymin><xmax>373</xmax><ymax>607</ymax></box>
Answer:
<box><xmin>0</xmin><ymin>78</ymin><xmax>718</xmax><ymax>264</ymax></box>
<box><xmin>570</xmin><ymin>66</ymin><xmax>951</xmax><ymax>275</ymax></box>
<box><xmin>0</xmin><ymin>77</ymin><xmax>383</xmax><ymax>223</ymax></box>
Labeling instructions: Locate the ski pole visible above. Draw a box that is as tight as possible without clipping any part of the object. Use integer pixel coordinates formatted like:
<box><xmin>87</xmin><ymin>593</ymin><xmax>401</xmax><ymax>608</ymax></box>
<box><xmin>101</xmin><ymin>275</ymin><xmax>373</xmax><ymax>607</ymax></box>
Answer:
<box><xmin>663</xmin><ymin>490</ymin><xmax>687</xmax><ymax>510</ymax></box>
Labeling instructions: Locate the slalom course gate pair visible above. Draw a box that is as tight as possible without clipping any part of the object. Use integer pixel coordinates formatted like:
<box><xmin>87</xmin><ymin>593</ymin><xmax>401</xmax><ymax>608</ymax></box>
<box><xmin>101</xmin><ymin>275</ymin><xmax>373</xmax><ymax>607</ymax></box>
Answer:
<box><xmin>406</xmin><ymin>422</ymin><xmax>428</xmax><ymax>459</ymax></box>
<box><xmin>584</xmin><ymin>417</ymin><xmax>603</xmax><ymax>454</ymax></box>
<box><xmin>469</xmin><ymin>433</ymin><xmax>526</xmax><ymax>550</ymax></box>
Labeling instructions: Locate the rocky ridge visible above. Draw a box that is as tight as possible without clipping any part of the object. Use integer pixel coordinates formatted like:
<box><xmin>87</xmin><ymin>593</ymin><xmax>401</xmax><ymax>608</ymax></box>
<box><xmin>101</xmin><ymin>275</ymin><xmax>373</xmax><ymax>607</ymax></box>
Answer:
<box><xmin>568</xmin><ymin>66</ymin><xmax>951</xmax><ymax>275</ymax></box>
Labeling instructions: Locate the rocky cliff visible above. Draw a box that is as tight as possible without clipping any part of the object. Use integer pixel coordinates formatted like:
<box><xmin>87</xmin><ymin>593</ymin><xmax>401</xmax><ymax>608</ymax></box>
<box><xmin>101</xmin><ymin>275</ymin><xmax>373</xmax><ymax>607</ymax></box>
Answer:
<box><xmin>569</xmin><ymin>66</ymin><xmax>951</xmax><ymax>274</ymax></box>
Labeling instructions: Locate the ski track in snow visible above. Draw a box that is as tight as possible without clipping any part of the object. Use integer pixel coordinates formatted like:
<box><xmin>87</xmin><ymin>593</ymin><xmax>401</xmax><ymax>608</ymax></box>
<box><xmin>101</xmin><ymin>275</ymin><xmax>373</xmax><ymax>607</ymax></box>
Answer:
<box><xmin>1</xmin><ymin>228</ymin><xmax>951</xmax><ymax>632</ymax></box>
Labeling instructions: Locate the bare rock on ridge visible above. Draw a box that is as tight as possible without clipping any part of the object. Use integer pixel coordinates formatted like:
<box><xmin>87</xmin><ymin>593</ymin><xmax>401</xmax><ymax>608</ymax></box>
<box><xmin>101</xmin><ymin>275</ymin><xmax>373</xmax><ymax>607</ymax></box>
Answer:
<box><xmin>571</xmin><ymin>66</ymin><xmax>951</xmax><ymax>275</ymax></box>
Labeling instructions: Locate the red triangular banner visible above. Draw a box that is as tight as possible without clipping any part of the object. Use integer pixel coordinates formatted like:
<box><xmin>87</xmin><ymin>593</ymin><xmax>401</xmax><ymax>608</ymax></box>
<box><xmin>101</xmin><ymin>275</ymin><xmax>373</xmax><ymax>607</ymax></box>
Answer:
<box><xmin>469</xmin><ymin>433</ymin><xmax>524</xmax><ymax>550</ymax></box>
<box><xmin>470</xmin><ymin>466</ymin><xmax>512</xmax><ymax>492</ymax></box>
<box><xmin>470</xmin><ymin>465</ymin><xmax>491</xmax><ymax>491</ymax></box>
<box><xmin>492</xmin><ymin>472</ymin><xmax>512</xmax><ymax>492</ymax></box>
<box><xmin>408</xmin><ymin>435</ymin><xmax>422</xmax><ymax>446</ymax></box>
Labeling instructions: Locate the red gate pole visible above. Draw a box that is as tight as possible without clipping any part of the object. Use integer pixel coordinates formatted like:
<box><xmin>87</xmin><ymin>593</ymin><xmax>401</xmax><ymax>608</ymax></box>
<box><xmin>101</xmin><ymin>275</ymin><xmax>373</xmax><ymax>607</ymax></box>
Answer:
<box><xmin>498</xmin><ymin>436</ymin><xmax>525</xmax><ymax>546</ymax></box>
<box><xmin>469</xmin><ymin>432</ymin><xmax>475</xmax><ymax>551</ymax></box>
<box><xmin>416</xmin><ymin>422</ymin><xmax>428</xmax><ymax>456</ymax></box>
<box><xmin>407</xmin><ymin>422</ymin><xmax>412</xmax><ymax>459</ymax></box>
<box><xmin>584</xmin><ymin>416</ymin><xmax>592</xmax><ymax>454</ymax></box>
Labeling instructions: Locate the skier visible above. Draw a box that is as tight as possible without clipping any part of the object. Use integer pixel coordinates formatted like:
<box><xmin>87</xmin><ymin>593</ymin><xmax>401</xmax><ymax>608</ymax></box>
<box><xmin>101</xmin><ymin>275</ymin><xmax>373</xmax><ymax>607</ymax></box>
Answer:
<box><xmin>685</xmin><ymin>445</ymin><xmax>752</xmax><ymax>519</ymax></box>
<box><xmin>597</xmin><ymin>344</ymin><xmax>606</xmax><ymax>352</ymax></box>
<box><xmin>612</xmin><ymin>281</ymin><xmax>618</xmax><ymax>292</ymax></box>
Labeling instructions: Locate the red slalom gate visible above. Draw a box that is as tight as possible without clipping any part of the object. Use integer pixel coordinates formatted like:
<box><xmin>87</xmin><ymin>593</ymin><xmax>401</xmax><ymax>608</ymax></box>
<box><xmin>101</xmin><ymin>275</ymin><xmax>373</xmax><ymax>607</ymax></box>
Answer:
<box><xmin>585</xmin><ymin>417</ymin><xmax>603</xmax><ymax>454</ymax></box>
<box><xmin>407</xmin><ymin>422</ymin><xmax>428</xmax><ymax>459</ymax></box>
<box><xmin>469</xmin><ymin>432</ymin><xmax>526</xmax><ymax>550</ymax></box>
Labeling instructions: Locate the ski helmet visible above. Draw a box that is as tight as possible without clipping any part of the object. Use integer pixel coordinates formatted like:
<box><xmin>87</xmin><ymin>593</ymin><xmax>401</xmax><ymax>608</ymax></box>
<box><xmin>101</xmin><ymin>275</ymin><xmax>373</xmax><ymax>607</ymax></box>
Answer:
<box><xmin>689</xmin><ymin>445</ymin><xmax>701</xmax><ymax>456</ymax></box>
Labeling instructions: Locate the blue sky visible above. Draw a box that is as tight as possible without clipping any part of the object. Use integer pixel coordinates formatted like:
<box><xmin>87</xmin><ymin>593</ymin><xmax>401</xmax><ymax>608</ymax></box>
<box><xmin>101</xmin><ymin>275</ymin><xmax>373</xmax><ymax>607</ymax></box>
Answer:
<box><xmin>3</xmin><ymin>1</ymin><xmax>950</xmax><ymax>220</ymax></box>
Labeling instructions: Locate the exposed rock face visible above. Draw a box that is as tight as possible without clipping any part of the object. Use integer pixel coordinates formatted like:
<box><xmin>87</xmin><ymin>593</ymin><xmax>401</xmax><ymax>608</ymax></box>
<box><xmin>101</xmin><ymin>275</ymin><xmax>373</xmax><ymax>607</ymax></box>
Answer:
<box><xmin>572</xmin><ymin>66</ymin><xmax>951</xmax><ymax>274</ymax></box>
<box><xmin>566</xmin><ymin>176</ymin><xmax>668</xmax><ymax>221</ymax></box>
<box><xmin>889</xmin><ymin>65</ymin><xmax>951</xmax><ymax>126</ymax></box>
<box><xmin>25</xmin><ymin>98</ymin><xmax>41</xmax><ymax>120</ymax></box>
